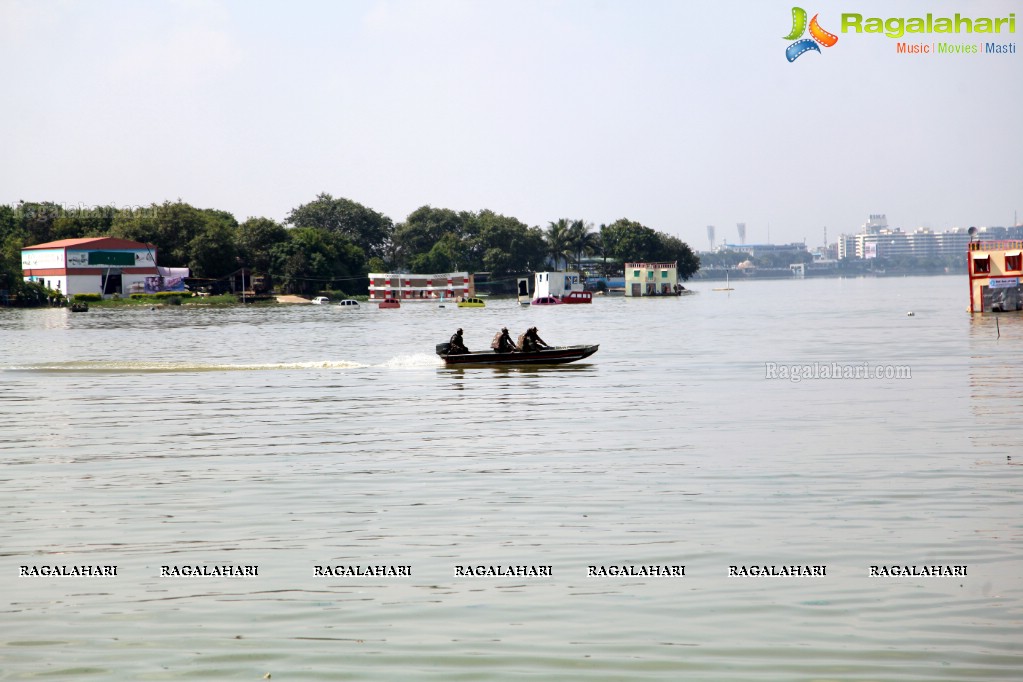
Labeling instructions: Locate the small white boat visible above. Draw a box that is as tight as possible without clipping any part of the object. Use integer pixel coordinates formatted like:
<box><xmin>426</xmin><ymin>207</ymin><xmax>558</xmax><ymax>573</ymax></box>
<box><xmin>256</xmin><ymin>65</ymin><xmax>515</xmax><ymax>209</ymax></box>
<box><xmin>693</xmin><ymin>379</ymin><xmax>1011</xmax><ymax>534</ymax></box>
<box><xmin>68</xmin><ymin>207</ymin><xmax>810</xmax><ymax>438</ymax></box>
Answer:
<box><xmin>311</xmin><ymin>296</ymin><xmax>330</xmax><ymax>305</ymax></box>
<box><xmin>337</xmin><ymin>299</ymin><xmax>360</xmax><ymax>307</ymax></box>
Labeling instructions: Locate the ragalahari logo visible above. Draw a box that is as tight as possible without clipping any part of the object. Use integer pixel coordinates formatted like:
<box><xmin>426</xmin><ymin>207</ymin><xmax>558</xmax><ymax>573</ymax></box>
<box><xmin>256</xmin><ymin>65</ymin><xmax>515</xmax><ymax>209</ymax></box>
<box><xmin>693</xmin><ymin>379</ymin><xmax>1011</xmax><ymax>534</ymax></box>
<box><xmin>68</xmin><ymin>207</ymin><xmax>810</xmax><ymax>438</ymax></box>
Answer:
<box><xmin>784</xmin><ymin>7</ymin><xmax>839</xmax><ymax>61</ymax></box>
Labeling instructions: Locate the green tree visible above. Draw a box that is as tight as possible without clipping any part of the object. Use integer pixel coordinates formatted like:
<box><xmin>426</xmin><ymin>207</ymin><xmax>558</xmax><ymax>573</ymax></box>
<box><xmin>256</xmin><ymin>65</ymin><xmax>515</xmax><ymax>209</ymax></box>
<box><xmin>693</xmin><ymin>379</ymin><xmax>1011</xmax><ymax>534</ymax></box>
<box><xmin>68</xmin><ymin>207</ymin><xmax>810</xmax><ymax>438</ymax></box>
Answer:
<box><xmin>566</xmin><ymin>219</ymin><xmax>596</xmax><ymax>271</ymax></box>
<box><xmin>655</xmin><ymin>234</ymin><xmax>701</xmax><ymax>280</ymax></box>
<box><xmin>0</xmin><ymin>204</ymin><xmax>25</xmax><ymax>296</ymax></box>
<box><xmin>110</xmin><ymin>201</ymin><xmax>205</xmax><ymax>267</ymax></box>
<box><xmin>51</xmin><ymin>206</ymin><xmax>118</xmax><ymax>241</ymax></box>
<box><xmin>594</xmin><ymin>223</ymin><xmax>618</xmax><ymax>276</ymax></box>
<box><xmin>16</xmin><ymin>202</ymin><xmax>64</xmax><ymax>245</ymax></box>
<box><xmin>599</xmin><ymin>218</ymin><xmax>700</xmax><ymax>280</ymax></box>
<box><xmin>392</xmin><ymin>205</ymin><xmax>474</xmax><ymax>270</ymax></box>
<box><xmin>366</xmin><ymin>256</ymin><xmax>387</xmax><ymax>273</ymax></box>
<box><xmin>287</xmin><ymin>193</ymin><xmax>393</xmax><ymax>259</ymax></box>
<box><xmin>237</xmin><ymin>217</ymin><xmax>288</xmax><ymax>274</ymax></box>
<box><xmin>409</xmin><ymin>233</ymin><xmax>469</xmax><ymax>273</ymax></box>
<box><xmin>108</xmin><ymin>201</ymin><xmax>243</xmax><ymax>277</ymax></box>
<box><xmin>270</xmin><ymin>227</ymin><xmax>365</xmax><ymax>295</ymax></box>
<box><xmin>474</xmin><ymin>210</ymin><xmax>546</xmax><ymax>275</ymax></box>
<box><xmin>188</xmin><ymin>218</ymin><xmax>238</xmax><ymax>278</ymax></box>
<box><xmin>544</xmin><ymin>218</ymin><xmax>571</xmax><ymax>270</ymax></box>
<box><xmin>603</xmin><ymin>218</ymin><xmax>659</xmax><ymax>262</ymax></box>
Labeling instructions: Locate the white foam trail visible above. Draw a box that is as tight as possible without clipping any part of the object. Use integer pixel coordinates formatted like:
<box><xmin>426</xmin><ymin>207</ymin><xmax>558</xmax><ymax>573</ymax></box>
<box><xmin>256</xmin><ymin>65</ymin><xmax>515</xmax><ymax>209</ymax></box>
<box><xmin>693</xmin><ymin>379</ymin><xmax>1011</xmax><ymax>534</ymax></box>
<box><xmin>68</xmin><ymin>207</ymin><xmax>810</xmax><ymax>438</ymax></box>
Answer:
<box><xmin>5</xmin><ymin>360</ymin><xmax>367</xmax><ymax>373</ymax></box>
<box><xmin>378</xmin><ymin>353</ymin><xmax>444</xmax><ymax>369</ymax></box>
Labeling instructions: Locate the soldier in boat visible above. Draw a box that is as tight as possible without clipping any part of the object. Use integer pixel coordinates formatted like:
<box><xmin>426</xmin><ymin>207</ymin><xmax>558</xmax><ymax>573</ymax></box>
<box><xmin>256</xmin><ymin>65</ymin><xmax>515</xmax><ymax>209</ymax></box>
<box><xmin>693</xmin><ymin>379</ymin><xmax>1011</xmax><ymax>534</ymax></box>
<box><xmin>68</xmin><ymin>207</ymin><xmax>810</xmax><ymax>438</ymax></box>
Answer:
<box><xmin>449</xmin><ymin>328</ymin><xmax>469</xmax><ymax>354</ymax></box>
<box><xmin>517</xmin><ymin>326</ymin><xmax>550</xmax><ymax>352</ymax></box>
<box><xmin>491</xmin><ymin>327</ymin><xmax>516</xmax><ymax>353</ymax></box>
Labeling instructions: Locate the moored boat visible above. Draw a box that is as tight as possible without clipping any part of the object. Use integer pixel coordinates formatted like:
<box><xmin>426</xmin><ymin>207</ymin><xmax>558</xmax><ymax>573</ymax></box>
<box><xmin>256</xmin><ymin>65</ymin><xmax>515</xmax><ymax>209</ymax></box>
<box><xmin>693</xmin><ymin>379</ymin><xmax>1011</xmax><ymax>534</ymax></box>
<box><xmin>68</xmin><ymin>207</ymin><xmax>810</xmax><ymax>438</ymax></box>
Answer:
<box><xmin>457</xmin><ymin>297</ymin><xmax>486</xmax><ymax>308</ymax></box>
<box><xmin>379</xmin><ymin>297</ymin><xmax>401</xmax><ymax>309</ymax></box>
<box><xmin>530</xmin><ymin>296</ymin><xmax>561</xmax><ymax>305</ymax></box>
<box><xmin>436</xmin><ymin>342</ymin><xmax>598</xmax><ymax>366</ymax></box>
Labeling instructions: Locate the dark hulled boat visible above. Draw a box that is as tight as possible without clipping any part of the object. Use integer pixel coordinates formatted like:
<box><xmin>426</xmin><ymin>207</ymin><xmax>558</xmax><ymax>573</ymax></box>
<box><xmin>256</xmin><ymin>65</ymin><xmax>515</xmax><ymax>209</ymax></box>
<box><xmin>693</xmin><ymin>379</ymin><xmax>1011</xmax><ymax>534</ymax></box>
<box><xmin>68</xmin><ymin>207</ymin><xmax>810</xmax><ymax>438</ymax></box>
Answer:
<box><xmin>436</xmin><ymin>342</ymin><xmax>598</xmax><ymax>366</ymax></box>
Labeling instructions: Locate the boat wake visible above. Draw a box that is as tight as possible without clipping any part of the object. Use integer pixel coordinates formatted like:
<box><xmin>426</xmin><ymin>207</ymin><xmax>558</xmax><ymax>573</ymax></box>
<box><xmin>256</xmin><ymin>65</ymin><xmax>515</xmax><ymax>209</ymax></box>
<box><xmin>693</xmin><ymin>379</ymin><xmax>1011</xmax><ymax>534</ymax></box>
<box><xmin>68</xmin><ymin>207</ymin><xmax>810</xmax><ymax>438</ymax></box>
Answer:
<box><xmin>4</xmin><ymin>360</ymin><xmax>368</xmax><ymax>373</ymax></box>
<box><xmin>377</xmin><ymin>353</ymin><xmax>444</xmax><ymax>369</ymax></box>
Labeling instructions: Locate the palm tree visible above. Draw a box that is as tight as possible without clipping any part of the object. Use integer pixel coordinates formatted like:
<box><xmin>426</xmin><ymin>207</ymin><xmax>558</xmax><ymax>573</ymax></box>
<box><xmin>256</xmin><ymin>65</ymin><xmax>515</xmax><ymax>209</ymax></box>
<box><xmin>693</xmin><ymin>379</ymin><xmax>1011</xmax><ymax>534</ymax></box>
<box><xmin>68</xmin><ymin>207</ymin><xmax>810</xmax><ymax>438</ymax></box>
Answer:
<box><xmin>594</xmin><ymin>223</ymin><xmax>614</xmax><ymax>277</ymax></box>
<box><xmin>566</xmin><ymin>219</ymin><xmax>596</xmax><ymax>272</ymax></box>
<box><xmin>544</xmin><ymin>219</ymin><xmax>571</xmax><ymax>270</ymax></box>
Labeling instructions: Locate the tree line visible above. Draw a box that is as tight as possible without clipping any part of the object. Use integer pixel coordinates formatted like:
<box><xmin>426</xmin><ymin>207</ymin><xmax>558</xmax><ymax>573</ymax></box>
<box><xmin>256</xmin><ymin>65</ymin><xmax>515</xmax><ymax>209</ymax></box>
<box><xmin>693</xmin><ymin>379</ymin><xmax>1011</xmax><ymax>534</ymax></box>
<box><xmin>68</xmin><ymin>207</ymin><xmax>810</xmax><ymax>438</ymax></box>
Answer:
<box><xmin>0</xmin><ymin>194</ymin><xmax>700</xmax><ymax>300</ymax></box>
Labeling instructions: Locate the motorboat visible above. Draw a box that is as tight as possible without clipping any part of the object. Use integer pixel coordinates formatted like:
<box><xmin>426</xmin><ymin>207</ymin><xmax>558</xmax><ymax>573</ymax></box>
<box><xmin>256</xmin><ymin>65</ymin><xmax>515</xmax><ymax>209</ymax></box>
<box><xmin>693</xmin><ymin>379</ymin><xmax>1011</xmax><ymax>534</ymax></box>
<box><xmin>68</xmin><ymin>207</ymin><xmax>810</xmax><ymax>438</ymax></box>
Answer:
<box><xmin>379</xmin><ymin>297</ymin><xmax>401</xmax><ymax>309</ymax></box>
<box><xmin>436</xmin><ymin>342</ymin><xmax>598</xmax><ymax>366</ymax></box>
<box><xmin>311</xmin><ymin>296</ymin><xmax>330</xmax><ymax>305</ymax></box>
<box><xmin>531</xmin><ymin>296</ymin><xmax>561</xmax><ymax>306</ymax></box>
<box><xmin>457</xmin><ymin>297</ymin><xmax>486</xmax><ymax>308</ymax></box>
<box><xmin>337</xmin><ymin>299</ymin><xmax>360</xmax><ymax>307</ymax></box>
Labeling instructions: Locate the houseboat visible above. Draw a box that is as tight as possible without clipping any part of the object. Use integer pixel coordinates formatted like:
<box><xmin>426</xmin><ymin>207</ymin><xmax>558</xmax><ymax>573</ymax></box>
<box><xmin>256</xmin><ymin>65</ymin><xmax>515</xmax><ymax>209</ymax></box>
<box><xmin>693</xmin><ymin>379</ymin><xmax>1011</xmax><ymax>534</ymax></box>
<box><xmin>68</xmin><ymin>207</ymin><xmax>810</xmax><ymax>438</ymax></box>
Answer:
<box><xmin>967</xmin><ymin>237</ymin><xmax>1023</xmax><ymax>313</ymax></box>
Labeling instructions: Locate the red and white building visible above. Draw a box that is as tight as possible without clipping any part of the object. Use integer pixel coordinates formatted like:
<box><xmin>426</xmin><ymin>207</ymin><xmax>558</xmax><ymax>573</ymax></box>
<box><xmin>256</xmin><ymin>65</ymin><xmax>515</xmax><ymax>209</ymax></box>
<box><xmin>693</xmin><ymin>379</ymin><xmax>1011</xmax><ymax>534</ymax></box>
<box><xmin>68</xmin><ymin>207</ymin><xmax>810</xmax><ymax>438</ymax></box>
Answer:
<box><xmin>367</xmin><ymin>272</ymin><xmax>473</xmax><ymax>302</ymax></box>
<box><xmin>21</xmin><ymin>237</ymin><xmax>159</xmax><ymax>297</ymax></box>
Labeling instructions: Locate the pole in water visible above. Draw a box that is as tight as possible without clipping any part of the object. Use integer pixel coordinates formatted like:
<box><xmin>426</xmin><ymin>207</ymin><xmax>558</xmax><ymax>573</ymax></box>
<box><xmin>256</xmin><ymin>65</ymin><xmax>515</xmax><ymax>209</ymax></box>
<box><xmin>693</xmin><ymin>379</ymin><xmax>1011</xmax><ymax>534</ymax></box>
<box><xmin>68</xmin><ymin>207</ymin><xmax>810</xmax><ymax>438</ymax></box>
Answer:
<box><xmin>996</xmin><ymin>316</ymin><xmax>1000</xmax><ymax>339</ymax></box>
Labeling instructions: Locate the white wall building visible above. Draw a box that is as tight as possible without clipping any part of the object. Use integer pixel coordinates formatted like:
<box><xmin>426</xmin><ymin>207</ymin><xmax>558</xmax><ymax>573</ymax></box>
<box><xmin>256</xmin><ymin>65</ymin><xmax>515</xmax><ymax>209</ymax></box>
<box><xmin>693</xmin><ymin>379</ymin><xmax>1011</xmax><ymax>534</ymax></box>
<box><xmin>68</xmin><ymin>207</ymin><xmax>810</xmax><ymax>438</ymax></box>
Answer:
<box><xmin>367</xmin><ymin>272</ymin><xmax>472</xmax><ymax>301</ymax></box>
<box><xmin>22</xmin><ymin>237</ymin><xmax>158</xmax><ymax>296</ymax></box>
<box><xmin>533</xmin><ymin>271</ymin><xmax>583</xmax><ymax>299</ymax></box>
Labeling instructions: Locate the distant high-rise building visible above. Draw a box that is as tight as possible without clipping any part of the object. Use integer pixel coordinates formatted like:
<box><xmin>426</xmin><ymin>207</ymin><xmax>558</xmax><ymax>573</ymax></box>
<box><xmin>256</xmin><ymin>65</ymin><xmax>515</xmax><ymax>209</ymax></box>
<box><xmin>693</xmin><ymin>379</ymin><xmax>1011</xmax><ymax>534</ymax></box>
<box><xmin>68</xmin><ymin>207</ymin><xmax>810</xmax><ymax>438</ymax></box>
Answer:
<box><xmin>737</xmin><ymin>222</ymin><xmax>747</xmax><ymax>245</ymax></box>
<box><xmin>836</xmin><ymin>214</ymin><xmax>1023</xmax><ymax>261</ymax></box>
<box><xmin>863</xmin><ymin>214</ymin><xmax>888</xmax><ymax>234</ymax></box>
<box><xmin>707</xmin><ymin>225</ymin><xmax>715</xmax><ymax>251</ymax></box>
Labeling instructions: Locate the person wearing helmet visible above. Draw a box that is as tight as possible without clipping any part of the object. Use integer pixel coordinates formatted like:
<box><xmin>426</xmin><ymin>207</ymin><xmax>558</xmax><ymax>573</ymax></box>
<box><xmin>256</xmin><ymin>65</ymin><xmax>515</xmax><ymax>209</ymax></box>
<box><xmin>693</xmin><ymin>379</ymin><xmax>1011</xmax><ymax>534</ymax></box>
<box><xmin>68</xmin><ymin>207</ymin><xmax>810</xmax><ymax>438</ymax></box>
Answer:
<box><xmin>517</xmin><ymin>326</ymin><xmax>550</xmax><ymax>352</ymax></box>
<box><xmin>529</xmin><ymin>327</ymin><xmax>549</xmax><ymax>350</ymax></box>
<box><xmin>449</xmin><ymin>328</ymin><xmax>469</xmax><ymax>354</ymax></box>
<box><xmin>491</xmin><ymin>327</ymin><xmax>515</xmax><ymax>353</ymax></box>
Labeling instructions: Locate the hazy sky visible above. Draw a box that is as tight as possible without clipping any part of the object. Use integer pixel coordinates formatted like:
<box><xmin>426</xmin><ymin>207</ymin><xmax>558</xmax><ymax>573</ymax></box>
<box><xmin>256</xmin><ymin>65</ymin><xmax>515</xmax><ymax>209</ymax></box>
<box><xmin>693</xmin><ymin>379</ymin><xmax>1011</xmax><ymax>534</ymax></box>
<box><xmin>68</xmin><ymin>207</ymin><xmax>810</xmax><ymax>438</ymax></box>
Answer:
<box><xmin>2</xmin><ymin>0</ymin><xmax>1020</xmax><ymax>248</ymax></box>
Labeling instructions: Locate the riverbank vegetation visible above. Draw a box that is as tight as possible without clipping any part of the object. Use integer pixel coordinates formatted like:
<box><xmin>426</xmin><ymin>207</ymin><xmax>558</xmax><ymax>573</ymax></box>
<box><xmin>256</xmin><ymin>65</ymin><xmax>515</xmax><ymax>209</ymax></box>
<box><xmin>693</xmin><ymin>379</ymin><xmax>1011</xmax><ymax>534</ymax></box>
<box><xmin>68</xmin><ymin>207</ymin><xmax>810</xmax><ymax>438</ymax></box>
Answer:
<box><xmin>1</xmin><ymin>196</ymin><xmax>700</xmax><ymax>305</ymax></box>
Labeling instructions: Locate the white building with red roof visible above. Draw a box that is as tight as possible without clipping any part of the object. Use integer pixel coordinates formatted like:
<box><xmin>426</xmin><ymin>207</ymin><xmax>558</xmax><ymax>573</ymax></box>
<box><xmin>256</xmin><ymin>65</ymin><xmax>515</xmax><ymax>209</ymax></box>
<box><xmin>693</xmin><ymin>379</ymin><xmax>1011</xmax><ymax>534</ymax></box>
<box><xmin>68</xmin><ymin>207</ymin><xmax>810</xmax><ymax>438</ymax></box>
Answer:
<box><xmin>21</xmin><ymin>237</ymin><xmax>159</xmax><ymax>297</ymax></box>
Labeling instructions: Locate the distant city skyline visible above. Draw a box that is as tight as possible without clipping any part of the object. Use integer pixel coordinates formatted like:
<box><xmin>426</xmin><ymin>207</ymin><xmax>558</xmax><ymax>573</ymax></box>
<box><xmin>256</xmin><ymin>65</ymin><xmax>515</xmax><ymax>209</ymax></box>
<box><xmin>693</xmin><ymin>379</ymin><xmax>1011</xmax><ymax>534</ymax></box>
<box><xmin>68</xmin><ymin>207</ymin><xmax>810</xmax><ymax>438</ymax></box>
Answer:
<box><xmin>1</xmin><ymin>0</ymin><xmax>1019</xmax><ymax>246</ymax></box>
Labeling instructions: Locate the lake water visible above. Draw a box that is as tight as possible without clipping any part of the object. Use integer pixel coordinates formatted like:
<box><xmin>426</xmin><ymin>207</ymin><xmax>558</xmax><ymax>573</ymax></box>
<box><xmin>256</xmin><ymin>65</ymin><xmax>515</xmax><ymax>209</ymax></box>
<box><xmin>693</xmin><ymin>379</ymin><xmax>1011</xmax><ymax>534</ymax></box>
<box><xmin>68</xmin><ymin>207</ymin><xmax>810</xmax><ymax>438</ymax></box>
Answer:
<box><xmin>1</xmin><ymin>275</ymin><xmax>1021</xmax><ymax>681</ymax></box>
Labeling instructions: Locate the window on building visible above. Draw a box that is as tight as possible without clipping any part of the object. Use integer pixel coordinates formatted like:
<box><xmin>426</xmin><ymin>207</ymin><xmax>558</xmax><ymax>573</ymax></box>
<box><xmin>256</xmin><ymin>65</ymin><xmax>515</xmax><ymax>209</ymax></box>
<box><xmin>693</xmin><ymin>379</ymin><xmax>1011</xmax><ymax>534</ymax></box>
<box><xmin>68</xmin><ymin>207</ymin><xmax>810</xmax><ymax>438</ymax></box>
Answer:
<box><xmin>633</xmin><ymin>270</ymin><xmax>640</xmax><ymax>278</ymax></box>
<box><xmin>661</xmin><ymin>271</ymin><xmax>668</xmax><ymax>278</ymax></box>
<box><xmin>1005</xmin><ymin>253</ymin><xmax>1022</xmax><ymax>272</ymax></box>
<box><xmin>973</xmin><ymin>256</ymin><xmax>990</xmax><ymax>274</ymax></box>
